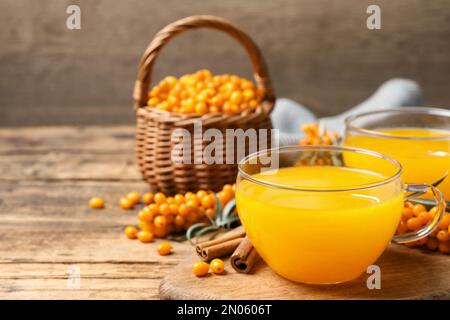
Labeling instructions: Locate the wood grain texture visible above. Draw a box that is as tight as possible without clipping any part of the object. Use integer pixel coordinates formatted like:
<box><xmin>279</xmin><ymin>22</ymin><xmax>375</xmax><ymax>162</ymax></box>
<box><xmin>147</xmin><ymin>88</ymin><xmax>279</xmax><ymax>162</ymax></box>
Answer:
<box><xmin>0</xmin><ymin>126</ymin><xmax>191</xmax><ymax>299</ymax></box>
<box><xmin>1</xmin><ymin>0</ymin><xmax>450</xmax><ymax>126</ymax></box>
<box><xmin>160</xmin><ymin>245</ymin><xmax>450</xmax><ymax>300</ymax></box>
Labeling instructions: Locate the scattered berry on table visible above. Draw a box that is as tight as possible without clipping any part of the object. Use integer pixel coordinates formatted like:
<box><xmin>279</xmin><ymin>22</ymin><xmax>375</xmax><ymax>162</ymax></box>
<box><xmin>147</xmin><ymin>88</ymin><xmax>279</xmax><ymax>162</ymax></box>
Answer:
<box><xmin>157</xmin><ymin>241</ymin><xmax>172</xmax><ymax>255</ymax></box>
<box><xmin>137</xmin><ymin>230</ymin><xmax>154</xmax><ymax>243</ymax></box>
<box><xmin>119</xmin><ymin>197</ymin><xmax>133</xmax><ymax>209</ymax></box>
<box><xmin>192</xmin><ymin>261</ymin><xmax>210</xmax><ymax>277</ymax></box>
<box><xmin>210</xmin><ymin>258</ymin><xmax>225</xmax><ymax>275</ymax></box>
<box><xmin>124</xmin><ymin>226</ymin><xmax>138</xmax><ymax>239</ymax></box>
<box><xmin>89</xmin><ymin>197</ymin><xmax>105</xmax><ymax>209</ymax></box>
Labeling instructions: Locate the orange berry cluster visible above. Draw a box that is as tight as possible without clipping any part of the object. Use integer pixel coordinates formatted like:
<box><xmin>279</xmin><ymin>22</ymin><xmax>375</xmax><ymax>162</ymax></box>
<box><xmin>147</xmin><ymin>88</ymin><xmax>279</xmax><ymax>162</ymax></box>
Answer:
<box><xmin>147</xmin><ymin>70</ymin><xmax>263</xmax><ymax>114</ymax></box>
<box><xmin>124</xmin><ymin>184</ymin><xmax>236</xmax><ymax>243</ymax></box>
<box><xmin>396</xmin><ymin>202</ymin><xmax>450</xmax><ymax>254</ymax></box>
<box><xmin>299</xmin><ymin>123</ymin><xmax>340</xmax><ymax>146</ymax></box>
<box><xmin>192</xmin><ymin>258</ymin><xmax>225</xmax><ymax>277</ymax></box>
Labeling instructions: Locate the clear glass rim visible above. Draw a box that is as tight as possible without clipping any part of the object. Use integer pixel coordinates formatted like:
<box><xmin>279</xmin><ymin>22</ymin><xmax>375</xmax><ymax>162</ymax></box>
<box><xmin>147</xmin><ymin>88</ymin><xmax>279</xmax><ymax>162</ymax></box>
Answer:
<box><xmin>345</xmin><ymin>107</ymin><xmax>450</xmax><ymax>141</ymax></box>
<box><xmin>238</xmin><ymin>145</ymin><xmax>403</xmax><ymax>192</ymax></box>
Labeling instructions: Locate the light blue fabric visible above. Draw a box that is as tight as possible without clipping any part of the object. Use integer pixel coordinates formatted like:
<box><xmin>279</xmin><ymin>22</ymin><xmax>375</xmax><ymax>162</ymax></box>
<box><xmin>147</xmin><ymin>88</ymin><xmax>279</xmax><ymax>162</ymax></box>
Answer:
<box><xmin>270</xmin><ymin>78</ymin><xmax>423</xmax><ymax>146</ymax></box>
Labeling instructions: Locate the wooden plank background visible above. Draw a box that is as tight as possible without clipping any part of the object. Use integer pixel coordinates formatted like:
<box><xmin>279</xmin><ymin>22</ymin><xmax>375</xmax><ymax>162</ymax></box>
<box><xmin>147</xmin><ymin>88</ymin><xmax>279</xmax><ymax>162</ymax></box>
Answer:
<box><xmin>0</xmin><ymin>126</ymin><xmax>193</xmax><ymax>299</ymax></box>
<box><xmin>1</xmin><ymin>0</ymin><xmax>450</xmax><ymax>126</ymax></box>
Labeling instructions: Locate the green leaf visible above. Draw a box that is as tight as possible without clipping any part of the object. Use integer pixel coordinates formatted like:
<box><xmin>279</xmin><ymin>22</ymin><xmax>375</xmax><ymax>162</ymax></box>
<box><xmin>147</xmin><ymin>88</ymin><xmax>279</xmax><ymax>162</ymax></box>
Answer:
<box><xmin>222</xmin><ymin>198</ymin><xmax>236</xmax><ymax>221</ymax></box>
<box><xmin>186</xmin><ymin>222</ymin><xmax>209</xmax><ymax>244</ymax></box>
<box><xmin>193</xmin><ymin>225</ymin><xmax>220</xmax><ymax>242</ymax></box>
<box><xmin>407</xmin><ymin>173</ymin><xmax>449</xmax><ymax>198</ymax></box>
<box><xmin>166</xmin><ymin>234</ymin><xmax>187</xmax><ymax>242</ymax></box>
<box><xmin>409</xmin><ymin>198</ymin><xmax>450</xmax><ymax>210</ymax></box>
<box><xmin>217</xmin><ymin>215</ymin><xmax>241</xmax><ymax>228</ymax></box>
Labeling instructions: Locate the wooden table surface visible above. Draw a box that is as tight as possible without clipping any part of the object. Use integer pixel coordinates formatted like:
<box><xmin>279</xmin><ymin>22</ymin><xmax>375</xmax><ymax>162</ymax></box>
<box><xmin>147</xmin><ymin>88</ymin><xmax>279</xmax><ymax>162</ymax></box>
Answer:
<box><xmin>0</xmin><ymin>126</ymin><xmax>192</xmax><ymax>299</ymax></box>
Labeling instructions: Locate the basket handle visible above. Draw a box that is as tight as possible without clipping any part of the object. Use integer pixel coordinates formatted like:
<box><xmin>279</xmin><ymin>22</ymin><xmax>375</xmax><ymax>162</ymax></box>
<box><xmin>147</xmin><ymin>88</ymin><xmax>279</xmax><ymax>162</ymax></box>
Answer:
<box><xmin>133</xmin><ymin>15</ymin><xmax>275</xmax><ymax>110</ymax></box>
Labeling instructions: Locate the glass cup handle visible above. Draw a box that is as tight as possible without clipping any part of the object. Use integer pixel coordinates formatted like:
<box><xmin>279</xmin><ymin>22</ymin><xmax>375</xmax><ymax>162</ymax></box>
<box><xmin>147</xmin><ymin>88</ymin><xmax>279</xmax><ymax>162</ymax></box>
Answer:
<box><xmin>392</xmin><ymin>183</ymin><xmax>445</xmax><ymax>244</ymax></box>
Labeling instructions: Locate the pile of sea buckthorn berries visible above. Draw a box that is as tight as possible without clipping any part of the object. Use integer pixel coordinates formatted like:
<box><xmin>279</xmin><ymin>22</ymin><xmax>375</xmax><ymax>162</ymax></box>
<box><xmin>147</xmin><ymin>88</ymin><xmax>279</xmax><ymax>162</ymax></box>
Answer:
<box><xmin>123</xmin><ymin>184</ymin><xmax>236</xmax><ymax>243</ymax></box>
<box><xmin>299</xmin><ymin>123</ymin><xmax>340</xmax><ymax>146</ymax></box>
<box><xmin>396</xmin><ymin>201</ymin><xmax>450</xmax><ymax>254</ymax></box>
<box><xmin>147</xmin><ymin>70</ymin><xmax>263</xmax><ymax>114</ymax></box>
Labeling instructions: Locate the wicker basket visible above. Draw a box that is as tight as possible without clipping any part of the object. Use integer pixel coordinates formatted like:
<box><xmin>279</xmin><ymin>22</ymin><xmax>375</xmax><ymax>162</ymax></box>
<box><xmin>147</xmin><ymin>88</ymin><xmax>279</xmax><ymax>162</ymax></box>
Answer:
<box><xmin>133</xmin><ymin>15</ymin><xmax>275</xmax><ymax>194</ymax></box>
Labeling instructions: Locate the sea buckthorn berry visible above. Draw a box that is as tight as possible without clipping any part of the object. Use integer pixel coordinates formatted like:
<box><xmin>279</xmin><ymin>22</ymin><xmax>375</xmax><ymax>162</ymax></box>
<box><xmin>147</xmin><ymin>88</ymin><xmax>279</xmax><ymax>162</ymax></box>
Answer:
<box><xmin>412</xmin><ymin>204</ymin><xmax>426</xmax><ymax>216</ymax></box>
<box><xmin>230</xmin><ymin>103</ymin><xmax>240</xmax><ymax>113</ymax></box>
<box><xmin>89</xmin><ymin>197</ymin><xmax>105</xmax><ymax>209</ymax></box>
<box><xmin>248</xmin><ymin>99</ymin><xmax>258</xmax><ymax>108</ymax></box>
<box><xmin>124</xmin><ymin>226</ymin><xmax>138</xmax><ymax>239</ymax></box>
<box><xmin>174</xmin><ymin>215</ymin><xmax>185</xmax><ymax>227</ymax></box>
<box><xmin>126</xmin><ymin>192</ymin><xmax>141</xmax><ymax>205</ymax></box>
<box><xmin>154</xmin><ymin>226</ymin><xmax>168</xmax><ymax>238</ymax></box>
<box><xmin>142</xmin><ymin>193</ymin><xmax>154</xmax><ymax>205</ymax></box>
<box><xmin>196</xmin><ymin>190</ymin><xmax>208</xmax><ymax>199</ymax></box>
<box><xmin>174</xmin><ymin>194</ymin><xmax>185</xmax><ymax>204</ymax></box>
<box><xmin>139</xmin><ymin>221</ymin><xmax>154</xmax><ymax>232</ymax></box>
<box><xmin>406</xmin><ymin>217</ymin><xmax>422</xmax><ymax>231</ymax></box>
<box><xmin>119</xmin><ymin>197</ymin><xmax>133</xmax><ymax>209</ymax></box>
<box><xmin>230</xmin><ymin>91</ymin><xmax>243</xmax><ymax>105</ymax></box>
<box><xmin>154</xmin><ymin>192</ymin><xmax>166</xmax><ymax>204</ymax></box>
<box><xmin>192</xmin><ymin>261</ymin><xmax>210</xmax><ymax>277</ymax></box>
<box><xmin>148</xmin><ymin>203</ymin><xmax>159</xmax><ymax>215</ymax></box>
<box><xmin>396</xmin><ymin>220</ymin><xmax>408</xmax><ymax>235</ymax></box>
<box><xmin>402</xmin><ymin>208</ymin><xmax>414</xmax><ymax>220</ymax></box>
<box><xmin>209</xmin><ymin>106</ymin><xmax>219</xmax><ymax>113</ymax></box>
<box><xmin>185</xmin><ymin>192</ymin><xmax>195</xmax><ymax>199</ymax></box>
<box><xmin>210</xmin><ymin>258</ymin><xmax>225</xmax><ymax>275</ymax></box>
<box><xmin>178</xmin><ymin>204</ymin><xmax>190</xmax><ymax>216</ymax></box>
<box><xmin>166</xmin><ymin>196</ymin><xmax>176</xmax><ymax>204</ymax></box>
<box><xmin>195</xmin><ymin>102</ymin><xmax>208</xmax><ymax>114</ymax></box>
<box><xmin>138</xmin><ymin>207</ymin><xmax>153</xmax><ymax>222</ymax></box>
<box><xmin>222</xmin><ymin>184</ymin><xmax>233</xmax><ymax>191</ymax></box>
<box><xmin>438</xmin><ymin>214</ymin><xmax>450</xmax><ymax>230</ymax></box>
<box><xmin>437</xmin><ymin>230</ymin><xmax>450</xmax><ymax>242</ymax></box>
<box><xmin>404</xmin><ymin>201</ymin><xmax>413</xmax><ymax>208</ymax></box>
<box><xmin>154</xmin><ymin>215</ymin><xmax>167</xmax><ymax>229</ymax></box>
<box><xmin>201</xmin><ymin>194</ymin><xmax>216</xmax><ymax>209</ymax></box>
<box><xmin>197</xmin><ymin>207</ymin><xmax>206</xmax><ymax>219</ymax></box>
<box><xmin>418</xmin><ymin>211</ymin><xmax>433</xmax><ymax>225</ymax></box>
<box><xmin>137</xmin><ymin>230</ymin><xmax>154</xmax><ymax>243</ymax></box>
<box><xmin>429</xmin><ymin>206</ymin><xmax>438</xmax><ymax>216</ymax></box>
<box><xmin>205</xmin><ymin>208</ymin><xmax>216</xmax><ymax>219</ymax></box>
<box><xmin>426</xmin><ymin>237</ymin><xmax>439</xmax><ymax>251</ymax></box>
<box><xmin>169</xmin><ymin>203</ymin><xmax>179</xmax><ymax>215</ymax></box>
<box><xmin>186</xmin><ymin>198</ymin><xmax>200</xmax><ymax>208</ymax></box>
<box><xmin>159</xmin><ymin>203</ymin><xmax>171</xmax><ymax>216</ymax></box>
<box><xmin>157</xmin><ymin>242</ymin><xmax>172</xmax><ymax>256</ymax></box>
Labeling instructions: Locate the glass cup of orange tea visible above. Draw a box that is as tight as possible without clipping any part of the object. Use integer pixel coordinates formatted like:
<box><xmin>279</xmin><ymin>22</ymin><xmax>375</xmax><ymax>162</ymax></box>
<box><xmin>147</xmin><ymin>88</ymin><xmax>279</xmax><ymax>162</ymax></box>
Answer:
<box><xmin>344</xmin><ymin>107</ymin><xmax>450</xmax><ymax>200</ymax></box>
<box><xmin>235</xmin><ymin>146</ymin><xmax>445</xmax><ymax>284</ymax></box>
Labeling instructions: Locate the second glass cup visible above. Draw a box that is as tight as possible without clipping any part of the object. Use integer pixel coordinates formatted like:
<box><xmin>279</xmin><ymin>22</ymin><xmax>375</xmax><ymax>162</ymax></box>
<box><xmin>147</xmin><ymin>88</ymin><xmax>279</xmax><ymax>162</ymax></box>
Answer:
<box><xmin>344</xmin><ymin>107</ymin><xmax>450</xmax><ymax>200</ymax></box>
<box><xmin>235</xmin><ymin>146</ymin><xmax>445</xmax><ymax>284</ymax></box>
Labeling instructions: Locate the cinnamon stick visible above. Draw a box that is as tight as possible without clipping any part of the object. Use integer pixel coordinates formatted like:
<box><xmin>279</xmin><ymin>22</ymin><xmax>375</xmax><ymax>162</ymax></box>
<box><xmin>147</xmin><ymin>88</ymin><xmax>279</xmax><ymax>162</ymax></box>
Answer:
<box><xmin>195</xmin><ymin>225</ymin><xmax>246</xmax><ymax>261</ymax></box>
<box><xmin>230</xmin><ymin>236</ymin><xmax>259</xmax><ymax>274</ymax></box>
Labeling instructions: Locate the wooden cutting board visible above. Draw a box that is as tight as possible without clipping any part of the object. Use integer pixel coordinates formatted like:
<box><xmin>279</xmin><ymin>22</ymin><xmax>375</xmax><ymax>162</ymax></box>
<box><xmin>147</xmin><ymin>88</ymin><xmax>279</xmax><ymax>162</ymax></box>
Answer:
<box><xmin>159</xmin><ymin>244</ymin><xmax>450</xmax><ymax>299</ymax></box>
